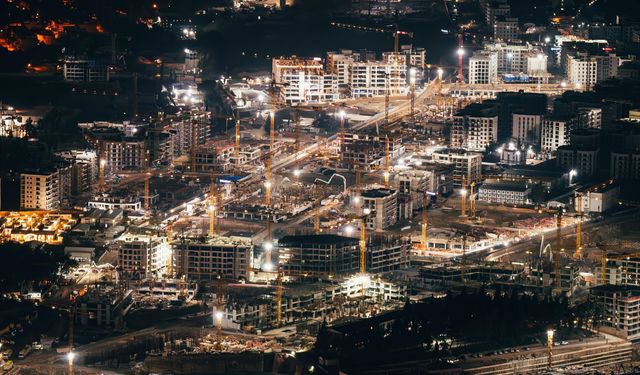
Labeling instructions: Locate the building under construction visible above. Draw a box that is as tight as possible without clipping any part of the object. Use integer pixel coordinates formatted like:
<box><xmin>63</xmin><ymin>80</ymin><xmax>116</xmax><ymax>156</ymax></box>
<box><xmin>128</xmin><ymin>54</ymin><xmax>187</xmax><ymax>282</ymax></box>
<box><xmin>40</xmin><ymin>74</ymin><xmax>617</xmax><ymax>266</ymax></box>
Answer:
<box><xmin>277</xmin><ymin>234</ymin><xmax>410</xmax><ymax>279</ymax></box>
<box><xmin>173</xmin><ymin>235</ymin><xmax>253</xmax><ymax>281</ymax></box>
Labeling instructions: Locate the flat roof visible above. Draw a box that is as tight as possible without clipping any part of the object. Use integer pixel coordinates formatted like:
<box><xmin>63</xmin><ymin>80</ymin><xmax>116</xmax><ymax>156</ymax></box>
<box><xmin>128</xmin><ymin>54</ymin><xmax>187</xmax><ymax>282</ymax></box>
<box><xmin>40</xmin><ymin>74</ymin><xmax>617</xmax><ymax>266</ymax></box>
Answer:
<box><xmin>279</xmin><ymin>234</ymin><xmax>358</xmax><ymax>246</ymax></box>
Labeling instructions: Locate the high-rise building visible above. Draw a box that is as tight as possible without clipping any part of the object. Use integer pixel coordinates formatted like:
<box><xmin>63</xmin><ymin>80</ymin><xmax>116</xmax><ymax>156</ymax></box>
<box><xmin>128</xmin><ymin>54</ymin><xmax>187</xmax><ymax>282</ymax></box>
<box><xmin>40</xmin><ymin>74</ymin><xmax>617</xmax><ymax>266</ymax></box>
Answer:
<box><xmin>512</xmin><ymin>113</ymin><xmax>542</xmax><ymax>145</ymax></box>
<box><xmin>278</xmin><ymin>234</ymin><xmax>359</xmax><ymax>276</ymax></box>
<box><xmin>118</xmin><ymin>233</ymin><xmax>171</xmax><ymax>277</ymax></box>
<box><xmin>556</xmin><ymin>145</ymin><xmax>600</xmax><ymax>177</ymax></box>
<box><xmin>451</xmin><ymin>103</ymin><xmax>499</xmax><ymax>150</ymax></box>
<box><xmin>55</xmin><ymin>150</ymin><xmax>98</xmax><ymax>195</ymax></box>
<box><xmin>362</xmin><ymin>188</ymin><xmax>398</xmax><ymax>231</ymax></box>
<box><xmin>468</xmin><ymin>51</ymin><xmax>498</xmax><ymax>84</ymax></box>
<box><xmin>20</xmin><ymin>167</ymin><xmax>71</xmax><ymax>210</ymax></box>
<box><xmin>541</xmin><ymin>115</ymin><xmax>575</xmax><ymax>153</ymax></box>
<box><xmin>493</xmin><ymin>16</ymin><xmax>519</xmax><ymax>42</ymax></box>
<box><xmin>610</xmin><ymin>152</ymin><xmax>640</xmax><ymax>180</ymax></box>
<box><xmin>566</xmin><ymin>54</ymin><xmax>597</xmax><ymax>87</ymax></box>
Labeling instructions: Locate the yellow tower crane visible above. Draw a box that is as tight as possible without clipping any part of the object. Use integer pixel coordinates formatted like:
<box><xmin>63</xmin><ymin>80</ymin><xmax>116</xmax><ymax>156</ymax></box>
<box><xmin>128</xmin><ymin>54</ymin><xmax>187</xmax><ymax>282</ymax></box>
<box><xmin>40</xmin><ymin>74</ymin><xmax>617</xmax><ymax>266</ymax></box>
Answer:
<box><xmin>275</xmin><ymin>267</ymin><xmax>283</xmax><ymax>326</ymax></box>
<box><xmin>144</xmin><ymin>172</ymin><xmax>151</xmax><ymax>212</ymax></box>
<box><xmin>460</xmin><ymin>176</ymin><xmax>467</xmax><ymax>217</ymax></box>
<box><xmin>384</xmin><ymin>136</ymin><xmax>391</xmax><ymax>187</ymax></box>
<box><xmin>421</xmin><ymin>193</ymin><xmax>428</xmax><ymax>251</ymax></box>
<box><xmin>575</xmin><ymin>193</ymin><xmax>582</xmax><ymax>259</ymax></box>
<box><xmin>98</xmin><ymin>142</ymin><xmax>106</xmax><ymax>193</ymax></box>
<box><xmin>209</xmin><ymin>172</ymin><xmax>217</xmax><ymax>237</ymax></box>
<box><xmin>555</xmin><ymin>208</ymin><xmax>563</xmax><ymax>289</ymax></box>
<box><xmin>469</xmin><ymin>181</ymin><xmax>476</xmax><ymax>220</ymax></box>
<box><xmin>235</xmin><ymin>107</ymin><xmax>241</xmax><ymax>169</ymax></box>
<box><xmin>360</xmin><ymin>216</ymin><xmax>367</xmax><ymax>274</ymax></box>
<box><xmin>338</xmin><ymin>110</ymin><xmax>345</xmax><ymax>162</ymax></box>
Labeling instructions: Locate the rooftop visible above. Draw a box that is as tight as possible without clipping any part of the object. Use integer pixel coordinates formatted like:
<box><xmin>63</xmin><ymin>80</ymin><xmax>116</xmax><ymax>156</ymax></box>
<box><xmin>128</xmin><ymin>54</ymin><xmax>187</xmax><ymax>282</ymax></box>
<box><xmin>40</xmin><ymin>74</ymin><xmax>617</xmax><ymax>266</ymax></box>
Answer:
<box><xmin>278</xmin><ymin>234</ymin><xmax>359</xmax><ymax>246</ymax></box>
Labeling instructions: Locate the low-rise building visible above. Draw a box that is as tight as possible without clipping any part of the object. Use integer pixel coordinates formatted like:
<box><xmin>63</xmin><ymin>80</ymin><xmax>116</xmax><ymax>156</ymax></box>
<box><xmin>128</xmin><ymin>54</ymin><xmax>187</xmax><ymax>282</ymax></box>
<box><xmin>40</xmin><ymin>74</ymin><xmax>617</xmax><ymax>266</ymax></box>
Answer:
<box><xmin>431</xmin><ymin>149</ymin><xmax>483</xmax><ymax>184</ymax></box>
<box><xmin>75</xmin><ymin>288</ymin><xmax>132</xmax><ymax>327</ymax></box>
<box><xmin>478</xmin><ymin>179</ymin><xmax>532</xmax><ymax>205</ymax></box>
<box><xmin>575</xmin><ymin>180</ymin><xmax>620</xmax><ymax>213</ymax></box>
<box><xmin>556</xmin><ymin>145</ymin><xmax>600</xmax><ymax>178</ymax></box>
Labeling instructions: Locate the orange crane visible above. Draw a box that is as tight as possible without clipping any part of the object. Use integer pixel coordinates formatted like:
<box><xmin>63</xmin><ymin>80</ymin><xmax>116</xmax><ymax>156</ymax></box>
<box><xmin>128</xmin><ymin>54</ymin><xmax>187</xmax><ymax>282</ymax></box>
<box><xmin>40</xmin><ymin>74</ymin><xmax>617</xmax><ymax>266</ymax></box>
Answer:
<box><xmin>338</xmin><ymin>110</ymin><xmax>346</xmax><ymax>162</ymax></box>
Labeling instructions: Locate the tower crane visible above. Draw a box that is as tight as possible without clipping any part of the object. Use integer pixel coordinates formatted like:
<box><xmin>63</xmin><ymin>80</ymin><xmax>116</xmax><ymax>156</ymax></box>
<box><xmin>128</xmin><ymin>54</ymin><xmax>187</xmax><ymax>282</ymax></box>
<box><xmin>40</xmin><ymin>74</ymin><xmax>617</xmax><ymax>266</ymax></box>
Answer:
<box><xmin>98</xmin><ymin>142</ymin><xmax>106</xmax><ymax>193</ymax></box>
<box><xmin>554</xmin><ymin>208</ymin><xmax>563</xmax><ymax>289</ymax></box>
<box><xmin>469</xmin><ymin>181</ymin><xmax>476</xmax><ymax>220</ymax></box>
<box><xmin>235</xmin><ymin>106</ymin><xmax>241</xmax><ymax>169</ymax></box>
<box><xmin>209</xmin><ymin>171</ymin><xmax>217</xmax><ymax>237</ymax></box>
<box><xmin>383</xmin><ymin>136</ymin><xmax>391</xmax><ymax>187</ymax></box>
<box><xmin>460</xmin><ymin>176</ymin><xmax>467</xmax><ymax>217</ymax></box>
<box><xmin>421</xmin><ymin>193</ymin><xmax>428</xmax><ymax>251</ymax></box>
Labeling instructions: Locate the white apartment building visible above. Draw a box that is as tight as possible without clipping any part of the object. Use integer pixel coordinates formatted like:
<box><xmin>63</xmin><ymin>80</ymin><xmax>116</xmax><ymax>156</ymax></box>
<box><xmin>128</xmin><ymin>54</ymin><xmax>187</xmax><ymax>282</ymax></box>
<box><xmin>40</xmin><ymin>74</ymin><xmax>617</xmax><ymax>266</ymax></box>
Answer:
<box><xmin>20</xmin><ymin>170</ymin><xmax>62</xmax><ymax>210</ymax></box>
<box><xmin>362</xmin><ymin>188</ymin><xmax>398</xmax><ymax>231</ymax></box>
<box><xmin>566</xmin><ymin>54</ymin><xmax>597</xmax><ymax>87</ymax></box>
<box><xmin>478</xmin><ymin>179</ymin><xmax>531</xmax><ymax>205</ymax></box>
<box><xmin>484</xmin><ymin>43</ymin><xmax>542</xmax><ymax>74</ymax></box>
<box><xmin>526</xmin><ymin>53</ymin><xmax>548</xmax><ymax>76</ymax></box>
<box><xmin>512</xmin><ymin>113</ymin><xmax>542</xmax><ymax>145</ymax></box>
<box><xmin>173</xmin><ymin>236</ymin><xmax>252</xmax><ymax>281</ymax></box>
<box><xmin>610</xmin><ymin>152</ymin><xmax>640</xmax><ymax>180</ymax></box>
<box><xmin>279</xmin><ymin>70</ymin><xmax>340</xmax><ymax>104</ymax></box>
<box><xmin>468</xmin><ymin>51</ymin><xmax>498</xmax><ymax>84</ymax></box>
<box><xmin>541</xmin><ymin>116</ymin><xmax>574</xmax><ymax>153</ymax></box>
<box><xmin>118</xmin><ymin>233</ymin><xmax>171</xmax><ymax>276</ymax></box>
<box><xmin>55</xmin><ymin>150</ymin><xmax>98</xmax><ymax>195</ymax></box>
<box><xmin>272</xmin><ymin>56</ymin><xmax>324</xmax><ymax>84</ymax></box>
<box><xmin>349</xmin><ymin>61</ymin><xmax>406</xmax><ymax>97</ymax></box>
<box><xmin>431</xmin><ymin>150</ymin><xmax>483</xmax><ymax>184</ymax></box>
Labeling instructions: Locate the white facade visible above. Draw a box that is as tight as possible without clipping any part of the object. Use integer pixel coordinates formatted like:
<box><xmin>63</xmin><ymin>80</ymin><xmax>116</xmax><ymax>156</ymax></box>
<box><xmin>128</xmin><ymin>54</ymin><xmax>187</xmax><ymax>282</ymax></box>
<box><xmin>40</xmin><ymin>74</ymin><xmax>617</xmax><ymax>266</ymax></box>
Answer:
<box><xmin>173</xmin><ymin>237</ymin><xmax>252</xmax><ymax>281</ymax></box>
<box><xmin>512</xmin><ymin>113</ymin><xmax>542</xmax><ymax>145</ymax></box>
<box><xmin>362</xmin><ymin>188</ymin><xmax>398</xmax><ymax>231</ymax></box>
<box><xmin>478</xmin><ymin>180</ymin><xmax>531</xmax><ymax>205</ymax></box>
<box><xmin>576</xmin><ymin>182</ymin><xmax>620</xmax><ymax>213</ymax></box>
<box><xmin>567</xmin><ymin>54</ymin><xmax>597</xmax><ymax>87</ymax></box>
<box><xmin>541</xmin><ymin>117</ymin><xmax>573</xmax><ymax>153</ymax></box>
<box><xmin>280</xmin><ymin>70</ymin><xmax>340</xmax><ymax>104</ymax></box>
<box><xmin>349</xmin><ymin>61</ymin><xmax>407</xmax><ymax>97</ymax></box>
<box><xmin>20</xmin><ymin>171</ymin><xmax>61</xmax><ymax>210</ymax></box>
<box><xmin>484</xmin><ymin>43</ymin><xmax>542</xmax><ymax>75</ymax></box>
<box><xmin>118</xmin><ymin>233</ymin><xmax>171</xmax><ymax>276</ymax></box>
<box><xmin>431</xmin><ymin>150</ymin><xmax>482</xmax><ymax>184</ymax></box>
<box><xmin>469</xmin><ymin>52</ymin><xmax>498</xmax><ymax>84</ymax></box>
<box><xmin>452</xmin><ymin>115</ymin><xmax>498</xmax><ymax>150</ymax></box>
<box><xmin>526</xmin><ymin>53</ymin><xmax>548</xmax><ymax>76</ymax></box>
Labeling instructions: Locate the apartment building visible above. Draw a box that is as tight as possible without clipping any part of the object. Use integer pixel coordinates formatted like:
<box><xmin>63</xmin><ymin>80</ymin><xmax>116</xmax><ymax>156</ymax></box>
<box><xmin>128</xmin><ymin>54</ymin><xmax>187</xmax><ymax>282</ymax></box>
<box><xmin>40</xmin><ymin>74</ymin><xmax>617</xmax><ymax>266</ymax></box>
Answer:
<box><xmin>278</xmin><ymin>234</ymin><xmax>360</xmax><ymax>277</ymax></box>
<box><xmin>272</xmin><ymin>56</ymin><xmax>324</xmax><ymax>84</ymax></box>
<box><xmin>512</xmin><ymin>113</ymin><xmax>542</xmax><ymax>145</ymax></box>
<box><xmin>610</xmin><ymin>151</ymin><xmax>640</xmax><ymax>180</ymax></box>
<box><xmin>173</xmin><ymin>236</ymin><xmax>252</xmax><ymax>281</ymax></box>
<box><xmin>362</xmin><ymin>188</ymin><xmax>398</xmax><ymax>231</ymax></box>
<box><xmin>340</xmin><ymin>133</ymin><xmax>403</xmax><ymax>171</ymax></box>
<box><xmin>493</xmin><ymin>16</ymin><xmax>519</xmax><ymax>42</ymax></box>
<box><xmin>20</xmin><ymin>167</ymin><xmax>71</xmax><ymax>210</ymax></box>
<box><xmin>484</xmin><ymin>43</ymin><xmax>543</xmax><ymax>75</ymax></box>
<box><xmin>367</xmin><ymin>236</ymin><xmax>410</xmax><ymax>273</ymax></box>
<box><xmin>349</xmin><ymin>61</ymin><xmax>406</xmax><ymax>97</ymax></box>
<box><xmin>577</xmin><ymin>107</ymin><xmax>603</xmax><ymax>129</ymax></box>
<box><xmin>556</xmin><ymin>145</ymin><xmax>599</xmax><ymax>177</ymax></box>
<box><xmin>566</xmin><ymin>54</ymin><xmax>597</xmax><ymax>87</ymax></box>
<box><xmin>468</xmin><ymin>51</ymin><xmax>498</xmax><ymax>84</ymax></box>
<box><xmin>541</xmin><ymin>115</ymin><xmax>575</xmax><ymax>153</ymax></box>
<box><xmin>117</xmin><ymin>233</ymin><xmax>171</xmax><ymax>277</ymax></box>
<box><xmin>55</xmin><ymin>150</ymin><xmax>98</xmax><ymax>195</ymax></box>
<box><xmin>590</xmin><ymin>285</ymin><xmax>640</xmax><ymax>341</ymax></box>
<box><xmin>451</xmin><ymin>103</ymin><xmax>499</xmax><ymax>150</ymax></box>
<box><xmin>432</xmin><ymin>149</ymin><xmax>483</xmax><ymax>184</ymax></box>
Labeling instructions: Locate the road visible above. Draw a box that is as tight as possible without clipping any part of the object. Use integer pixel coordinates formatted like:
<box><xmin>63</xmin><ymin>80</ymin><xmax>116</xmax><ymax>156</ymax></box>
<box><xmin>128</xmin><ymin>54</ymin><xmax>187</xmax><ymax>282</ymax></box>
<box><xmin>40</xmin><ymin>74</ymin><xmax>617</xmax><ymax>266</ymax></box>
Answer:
<box><xmin>476</xmin><ymin>209</ymin><xmax>640</xmax><ymax>263</ymax></box>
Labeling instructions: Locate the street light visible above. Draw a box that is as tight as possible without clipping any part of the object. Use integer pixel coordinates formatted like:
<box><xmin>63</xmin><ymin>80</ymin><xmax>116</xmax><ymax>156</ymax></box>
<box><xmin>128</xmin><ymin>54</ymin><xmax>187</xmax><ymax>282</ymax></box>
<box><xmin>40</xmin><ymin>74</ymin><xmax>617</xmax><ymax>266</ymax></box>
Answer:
<box><xmin>437</xmin><ymin>68</ymin><xmax>444</xmax><ymax>80</ymax></box>
<box><xmin>569</xmin><ymin>169</ymin><xmax>578</xmax><ymax>185</ymax></box>
<box><xmin>293</xmin><ymin>169</ymin><xmax>301</xmax><ymax>178</ymax></box>
<box><xmin>546</xmin><ymin>329</ymin><xmax>554</xmax><ymax>369</ymax></box>
<box><xmin>457</xmin><ymin>48</ymin><xmax>465</xmax><ymax>57</ymax></box>
<box><xmin>67</xmin><ymin>351</ymin><xmax>76</xmax><ymax>375</ymax></box>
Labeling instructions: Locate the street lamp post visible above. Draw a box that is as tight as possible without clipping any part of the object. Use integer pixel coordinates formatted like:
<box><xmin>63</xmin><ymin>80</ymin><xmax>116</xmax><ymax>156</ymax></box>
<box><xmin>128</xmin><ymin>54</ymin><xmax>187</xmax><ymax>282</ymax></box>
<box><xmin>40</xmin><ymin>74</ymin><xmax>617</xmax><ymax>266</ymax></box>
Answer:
<box><xmin>67</xmin><ymin>351</ymin><xmax>76</xmax><ymax>375</ymax></box>
<box><xmin>547</xmin><ymin>329</ymin><xmax>554</xmax><ymax>369</ymax></box>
